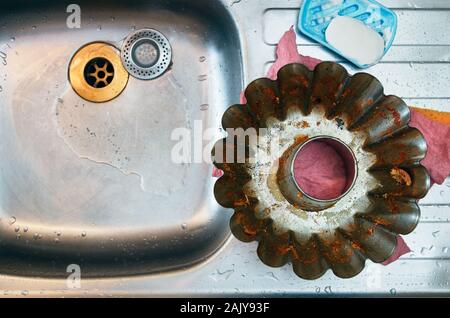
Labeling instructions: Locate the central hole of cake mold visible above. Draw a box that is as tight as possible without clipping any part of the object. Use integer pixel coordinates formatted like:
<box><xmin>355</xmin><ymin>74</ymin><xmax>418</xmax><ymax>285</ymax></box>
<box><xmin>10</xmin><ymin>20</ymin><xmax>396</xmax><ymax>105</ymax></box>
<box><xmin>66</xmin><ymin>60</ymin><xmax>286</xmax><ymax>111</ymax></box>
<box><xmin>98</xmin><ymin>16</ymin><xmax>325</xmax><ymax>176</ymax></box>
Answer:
<box><xmin>292</xmin><ymin>137</ymin><xmax>357</xmax><ymax>201</ymax></box>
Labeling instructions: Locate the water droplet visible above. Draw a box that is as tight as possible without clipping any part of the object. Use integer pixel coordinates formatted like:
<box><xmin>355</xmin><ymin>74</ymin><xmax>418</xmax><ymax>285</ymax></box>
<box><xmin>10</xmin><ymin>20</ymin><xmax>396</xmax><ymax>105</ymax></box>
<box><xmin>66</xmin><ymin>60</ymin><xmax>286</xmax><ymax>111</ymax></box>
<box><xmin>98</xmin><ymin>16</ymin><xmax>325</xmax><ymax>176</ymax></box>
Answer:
<box><xmin>390</xmin><ymin>288</ymin><xmax>397</xmax><ymax>295</ymax></box>
<box><xmin>315</xmin><ymin>287</ymin><xmax>321</xmax><ymax>293</ymax></box>
<box><xmin>131</xmin><ymin>26</ymin><xmax>136</xmax><ymax>31</ymax></box>
<box><xmin>442</xmin><ymin>247</ymin><xmax>449</xmax><ymax>253</ymax></box>
<box><xmin>54</xmin><ymin>238</ymin><xmax>60</xmax><ymax>243</ymax></box>
<box><xmin>200</xmin><ymin>104</ymin><xmax>209</xmax><ymax>111</ymax></box>
<box><xmin>0</xmin><ymin>51</ymin><xmax>7</xmax><ymax>66</ymax></box>
<box><xmin>10</xmin><ymin>37</ymin><xmax>15</xmax><ymax>42</ymax></box>
<box><xmin>198</xmin><ymin>74</ymin><xmax>207</xmax><ymax>81</ymax></box>
<box><xmin>21</xmin><ymin>290</ymin><xmax>29</xmax><ymax>296</ymax></box>
<box><xmin>110</xmin><ymin>16</ymin><xmax>115</xmax><ymax>22</ymax></box>
<box><xmin>16</xmin><ymin>234</ymin><xmax>21</xmax><ymax>239</ymax></box>
<box><xmin>264</xmin><ymin>272</ymin><xmax>279</xmax><ymax>281</ymax></box>
<box><xmin>97</xmin><ymin>25</ymin><xmax>102</xmax><ymax>31</ymax></box>
<box><xmin>181</xmin><ymin>223</ymin><xmax>188</xmax><ymax>230</ymax></box>
<box><xmin>81</xmin><ymin>231</ymin><xmax>87</xmax><ymax>237</ymax></box>
<box><xmin>210</xmin><ymin>269</ymin><xmax>234</xmax><ymax>281</ymax></box>
<box><xmin>324</xmin><ymin>286</ymin><xmax>333</xmax><ymax>294</ymax></box>
<box><xmin>432</xmin><ymin>230</ymin><xmax>440</xmax><ymax>237</ymax></box>
<box><xmin>0</xmin><ymin>86</ymin><xmax>2</xmax><ymax>92</ymax></box>
<box><xmin>56</xmin><ymin>231</ymin><xmax>61</xmax><ymax>236</ymax></box>
<box><xmin>33</xmin><ymin>233</ymin><xmax>42</xmax><ymax>240</ymax></box>
<box><xmin>8</xmin><ymin>216</ymin><xmax>16</xmax><ymax>225</ymax></box>
<box><xmin>421</xmin><ymin>245</ymin><xmax>434</xmax><ymax>254</ymax></box>
<box><xmin>199</xmin><ymin>56</ymin><xmax>206</xmax><ymax>62</ymax></box>
<box><xmin>23</xmin><ymin>226</ymin><xmax>28</xmax><ymax>232</ymax></box>
<box><xmin>31</xmin><ymin>26</ymin><xmax>37</xmax><ymax>30</ymax></box>
<box><xmin>407</xmin><ymin>2</ymin><xmax>421</xmax><ymax>9</ymax></box>
<box><xmin>14</xmin><ymin>226</ymin><xmax>20</xmax><ymax>232</ymax></box>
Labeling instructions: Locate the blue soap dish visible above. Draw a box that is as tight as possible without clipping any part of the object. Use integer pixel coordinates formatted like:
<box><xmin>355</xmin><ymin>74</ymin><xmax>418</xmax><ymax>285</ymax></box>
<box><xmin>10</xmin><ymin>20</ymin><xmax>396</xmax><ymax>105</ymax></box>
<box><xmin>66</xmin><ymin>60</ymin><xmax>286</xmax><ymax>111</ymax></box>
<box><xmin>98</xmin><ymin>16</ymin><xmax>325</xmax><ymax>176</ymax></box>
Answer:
<box><xmin>298</xmin><ymin>0</ymin><xmax>397</xmax><ymax>68</ymax></box>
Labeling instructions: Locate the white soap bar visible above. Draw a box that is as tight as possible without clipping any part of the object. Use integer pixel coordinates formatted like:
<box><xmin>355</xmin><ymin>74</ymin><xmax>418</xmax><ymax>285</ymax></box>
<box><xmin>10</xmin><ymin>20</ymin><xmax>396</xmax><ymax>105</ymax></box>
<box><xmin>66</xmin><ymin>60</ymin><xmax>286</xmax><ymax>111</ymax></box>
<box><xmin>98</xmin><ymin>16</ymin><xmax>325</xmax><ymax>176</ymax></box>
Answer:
<box><xmin>325</xmin><ymin>15</ymin><xmax>385</xmax><ymax>66</ymax></box>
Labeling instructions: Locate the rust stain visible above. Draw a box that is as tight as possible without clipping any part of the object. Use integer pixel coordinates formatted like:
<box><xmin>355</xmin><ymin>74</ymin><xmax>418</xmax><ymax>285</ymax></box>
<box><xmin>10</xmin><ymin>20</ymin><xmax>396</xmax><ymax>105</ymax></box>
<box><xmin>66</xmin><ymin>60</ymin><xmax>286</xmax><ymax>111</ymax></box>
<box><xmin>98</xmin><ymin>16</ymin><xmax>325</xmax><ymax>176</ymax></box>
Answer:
<box><xmin>386</xmin><ymin>196</ymin><xmax>400</xmax><ymax>214</ymax></box>
<box><xmin>294</xmin><ymin>120</ymin><xmax>310</xmax><ymax>129</ymax></box>
<box><xmin>390</xmin><ymin>167</ymin><xmax>412</xmax><ymax>186</ymax></box>
<box><xmin>341</xmin><ymin>87</ymin><xmax>352</xmax><ymax>98</ymax></box>
<box><xmin>294</xmin><ymin>134</ymin><xmax>309</xmax><ymax>145</ymax></box>
<box><xmin>393</xmin><ymin>151</ymin><xmax>407</xmax><ymax>165</ymax></box>
<box><xmin>321</xmin><ymin>238</ymin><xmax>354</xmax><ymax>264</ymax></box>
<box><xmin>234</xmin><ymin>211</ymin><xmax>257</xmax><ymax>237</ymax></box>
<box><xmin>243</xmin><ymin>226</ymin><xmax>257</xmax><ymax>236</ymax></box>
<box><xmin>386</xmin><ymin>106</ymin><xmax>401</xmax><ymax>126</ymax></box>
<box><xmin>373</xmin><ymin>217</ymin><xmax>391</xmax><ymax>226</ymax></box>
<box><xmin>276</xmin><ymin>245</ymin><xmax>291</xmax><ymax>255</ymax></box>
<box><xmin>289</xmin><ymin>87</ymin><xmax>300</xmax><ymax>96</ymax></box>
<box><xmin>294</xmin><ymin>75</ymin><xmax>309</xmax><ymax>88</ymax></box>
<box><xmin>351</xmin><ymin>241</ymin><xmax>363</xmax><ymax>251</ymax></box>
<box><xmin>262</xmin><ymin>87</ymin><xmax>277</xmax><ymax>104</ymax></box>
<box><xmin>291</xmin><ymin>244</ymin><xmax>319</xmax><ymax>264</ymax></box>
<box><xmin>234</xmin><ymin>195</ymin><xmax>250</xmax><ymax>207</ymax></box>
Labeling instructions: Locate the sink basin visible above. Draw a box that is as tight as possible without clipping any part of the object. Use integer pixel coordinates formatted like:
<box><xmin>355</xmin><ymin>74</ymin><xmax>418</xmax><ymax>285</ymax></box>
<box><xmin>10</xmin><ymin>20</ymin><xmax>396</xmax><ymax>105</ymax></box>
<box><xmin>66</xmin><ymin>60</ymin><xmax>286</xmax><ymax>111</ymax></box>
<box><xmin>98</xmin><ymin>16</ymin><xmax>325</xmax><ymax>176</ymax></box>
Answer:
<box><xmin>0</xmin><ymin>0</ymin><xmax>242</xmax><ymax>277</ymax></box>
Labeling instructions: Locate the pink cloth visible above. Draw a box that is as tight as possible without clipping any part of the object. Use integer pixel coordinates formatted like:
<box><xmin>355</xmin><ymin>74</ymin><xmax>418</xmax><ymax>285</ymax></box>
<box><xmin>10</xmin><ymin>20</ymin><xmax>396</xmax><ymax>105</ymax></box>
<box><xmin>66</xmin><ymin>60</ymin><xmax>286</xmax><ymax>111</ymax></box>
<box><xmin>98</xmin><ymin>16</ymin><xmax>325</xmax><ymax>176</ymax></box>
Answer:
<box><xmin>215</xmin><ymin>25</ymin><xmax>450</xmax><ymax>265</ymax></box>
<box><xmin>409</xmin><ymin>110</ymin><xmax>450</xmax><ymax>184</ymax></box>
<box><xmin>293</xmin><ymin>140</ymin><xmax>347</xmax><ymax>200</ymax></box>
<box><xmin>212</xmin><ymin>166</ymin><xmax>224</xmax><ymax>177</ymax></box>
<box><xmin>267</xmin><ymin>26</ymin><xmax>322</xmax><ymax>77</ymax></box>
<box><xmin>382</xmin><ymin>236</ymin><xmax>411</xmax><ymax>265</ymax></box>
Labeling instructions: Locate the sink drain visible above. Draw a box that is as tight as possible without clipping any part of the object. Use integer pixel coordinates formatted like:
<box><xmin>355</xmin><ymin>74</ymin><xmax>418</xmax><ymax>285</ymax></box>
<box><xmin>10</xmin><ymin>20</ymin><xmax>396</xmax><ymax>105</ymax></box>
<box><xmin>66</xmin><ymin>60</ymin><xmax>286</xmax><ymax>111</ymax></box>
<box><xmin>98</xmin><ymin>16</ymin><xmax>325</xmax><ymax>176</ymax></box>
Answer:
<box><xmin>84</xmin><ymin>57</ymin><xmax>114</xmax><ymax>88</ymax></box>
<box><xmin>121</xmin><ymin>28</ymin><xmax>172</xmax><ymax>80</ymax></box>
<box><xmin>69</xmin><ymin>42</ymin><xmax>129</xmax><ymax>103</ymax></box>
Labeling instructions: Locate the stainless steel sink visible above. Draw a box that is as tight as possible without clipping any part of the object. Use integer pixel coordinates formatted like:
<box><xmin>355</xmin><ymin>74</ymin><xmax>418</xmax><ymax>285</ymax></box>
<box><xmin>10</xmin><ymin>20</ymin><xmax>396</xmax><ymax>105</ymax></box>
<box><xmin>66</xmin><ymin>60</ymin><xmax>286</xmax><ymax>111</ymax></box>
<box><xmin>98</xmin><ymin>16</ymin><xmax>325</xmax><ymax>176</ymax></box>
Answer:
<box><xmin>0</xmin><ymin>0</ymin><xmax>242</xmax><ymax>277</ymax></box>
<box><xmin>1</xmin><ymin>0</ymin><xmax>450</xmax><ymax>296</ymax></box>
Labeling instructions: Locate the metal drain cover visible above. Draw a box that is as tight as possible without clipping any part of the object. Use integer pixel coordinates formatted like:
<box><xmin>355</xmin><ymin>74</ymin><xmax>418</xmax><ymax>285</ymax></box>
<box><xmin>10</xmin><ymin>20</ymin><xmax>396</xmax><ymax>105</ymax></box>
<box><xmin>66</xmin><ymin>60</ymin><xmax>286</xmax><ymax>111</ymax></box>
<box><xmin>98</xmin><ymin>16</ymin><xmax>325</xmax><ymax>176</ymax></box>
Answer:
<box><xmin>121</xmin><ymin>28</ymin><xmax>172</xmax><ymax>80</ymax></box>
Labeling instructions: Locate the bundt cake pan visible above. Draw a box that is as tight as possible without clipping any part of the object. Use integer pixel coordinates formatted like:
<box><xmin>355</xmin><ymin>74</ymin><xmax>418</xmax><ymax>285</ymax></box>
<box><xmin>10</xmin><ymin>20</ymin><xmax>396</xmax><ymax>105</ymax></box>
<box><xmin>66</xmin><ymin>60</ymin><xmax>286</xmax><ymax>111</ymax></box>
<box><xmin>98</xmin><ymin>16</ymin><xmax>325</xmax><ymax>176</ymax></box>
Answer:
<box><xmin>212</xmin><ymin>61</ymin><xmax>431</xmax><ymax>280</ymax></box>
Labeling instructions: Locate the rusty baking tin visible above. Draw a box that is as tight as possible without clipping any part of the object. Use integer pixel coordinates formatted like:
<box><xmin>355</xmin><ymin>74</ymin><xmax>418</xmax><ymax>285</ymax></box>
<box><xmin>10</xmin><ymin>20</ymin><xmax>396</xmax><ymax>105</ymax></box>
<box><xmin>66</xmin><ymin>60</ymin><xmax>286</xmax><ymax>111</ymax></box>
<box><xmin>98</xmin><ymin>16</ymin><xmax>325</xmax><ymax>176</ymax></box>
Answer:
<box><xmin>212</xmin><ymin>62</ymin><xmax>431</xmax><ymax>280</ymax></box>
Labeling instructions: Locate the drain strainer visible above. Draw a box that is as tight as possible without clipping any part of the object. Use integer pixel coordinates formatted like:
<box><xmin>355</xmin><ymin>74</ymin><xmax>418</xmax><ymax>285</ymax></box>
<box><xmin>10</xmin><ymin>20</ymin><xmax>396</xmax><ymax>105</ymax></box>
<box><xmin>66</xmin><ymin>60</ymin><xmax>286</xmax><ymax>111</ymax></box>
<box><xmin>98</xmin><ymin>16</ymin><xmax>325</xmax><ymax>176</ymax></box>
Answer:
<box><xmin>121</xmin><ymin>28</ymin><xmax>172</xmax><ymax>80</ymax></box>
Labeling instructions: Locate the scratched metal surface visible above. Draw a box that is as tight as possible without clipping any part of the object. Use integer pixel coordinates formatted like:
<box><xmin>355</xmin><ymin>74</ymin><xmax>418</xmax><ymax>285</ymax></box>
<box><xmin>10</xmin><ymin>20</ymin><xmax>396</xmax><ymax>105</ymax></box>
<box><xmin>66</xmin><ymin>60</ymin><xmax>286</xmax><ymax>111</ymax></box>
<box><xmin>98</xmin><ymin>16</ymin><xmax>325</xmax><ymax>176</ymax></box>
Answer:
<box><xmin>0</xmin><ymin>0</ymin><xmax>449</xmax><ymax>296</ymax></box>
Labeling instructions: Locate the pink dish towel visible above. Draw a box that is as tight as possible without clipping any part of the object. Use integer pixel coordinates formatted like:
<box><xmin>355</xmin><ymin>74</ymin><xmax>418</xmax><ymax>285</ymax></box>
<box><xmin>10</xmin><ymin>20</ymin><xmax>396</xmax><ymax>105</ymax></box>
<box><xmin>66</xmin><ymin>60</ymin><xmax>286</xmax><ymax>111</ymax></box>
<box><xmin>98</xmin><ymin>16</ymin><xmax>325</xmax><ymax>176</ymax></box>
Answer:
<box><xmin>213</xmin><ymin>26</ymin><xmax>450</xmax><ymax>266</ymax></box>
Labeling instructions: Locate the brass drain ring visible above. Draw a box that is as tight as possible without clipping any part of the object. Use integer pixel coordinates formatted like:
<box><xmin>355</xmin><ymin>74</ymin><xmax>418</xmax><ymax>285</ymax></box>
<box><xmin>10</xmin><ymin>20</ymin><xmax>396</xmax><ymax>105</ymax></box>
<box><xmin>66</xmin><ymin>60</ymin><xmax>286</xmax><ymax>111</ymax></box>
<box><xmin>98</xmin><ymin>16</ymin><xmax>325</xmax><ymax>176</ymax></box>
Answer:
<box><xmin>69</xmin><ymin>42</ymin><xmax>129</xmax><ymax>103</ymax></box>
